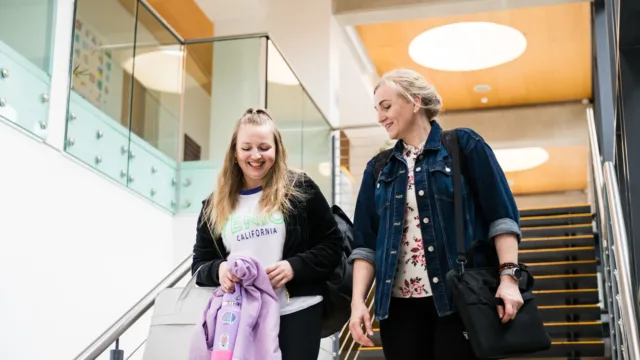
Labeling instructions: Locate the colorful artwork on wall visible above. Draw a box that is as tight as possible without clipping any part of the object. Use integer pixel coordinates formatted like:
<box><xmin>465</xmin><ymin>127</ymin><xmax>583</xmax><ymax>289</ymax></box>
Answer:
<box><xmin>72</xmin><ymin>18</ymin><xmax>113</xmax><ymax>110</ymax></box>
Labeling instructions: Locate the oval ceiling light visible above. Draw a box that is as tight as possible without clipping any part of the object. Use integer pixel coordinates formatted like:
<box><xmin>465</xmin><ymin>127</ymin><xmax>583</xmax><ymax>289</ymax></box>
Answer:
<box><xmin>122</xmin><ymin>45</ymin><xmax>185</xmax><ymax>93</ymax></box>
<box><xmin>494</xmin><ymin>147</ymin><xmax>549</xmax><ymax>173</ymax></box>
<box><xmin>267</xmin><ymin>41</ymin><xmax>300</xmax><ymax>86</ymax></box>
<box><xmin>408</xmin><ymin>22</ymin><xmax>527</xmax><ymax>71</ymax></box>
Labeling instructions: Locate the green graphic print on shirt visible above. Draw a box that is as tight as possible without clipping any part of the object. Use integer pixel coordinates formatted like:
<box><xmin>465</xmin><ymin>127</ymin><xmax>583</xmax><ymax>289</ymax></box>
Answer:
<box><xmin>223</xmin><ymin>212</ymin><xmax>285</xmax><ymax>242</ymax></box>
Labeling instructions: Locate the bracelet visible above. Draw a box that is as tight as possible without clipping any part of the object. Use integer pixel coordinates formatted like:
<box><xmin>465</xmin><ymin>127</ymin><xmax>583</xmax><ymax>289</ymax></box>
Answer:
<box><xmin>499</xmin><ymin>262</ymin><xmax>519</xmax><ymax>271</ymax></box>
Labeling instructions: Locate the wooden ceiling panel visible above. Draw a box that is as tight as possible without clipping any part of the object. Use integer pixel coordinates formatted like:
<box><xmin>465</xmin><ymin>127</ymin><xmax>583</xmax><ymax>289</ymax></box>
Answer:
<box><xmin>505</xmin><ymin>146</ymin><xmax>588</xmax><ymax>195</ymax></box>
<box><xmin>356</xmin><ymin>2</ymin><xmax>592</xmax><ymax>111</ymax></box>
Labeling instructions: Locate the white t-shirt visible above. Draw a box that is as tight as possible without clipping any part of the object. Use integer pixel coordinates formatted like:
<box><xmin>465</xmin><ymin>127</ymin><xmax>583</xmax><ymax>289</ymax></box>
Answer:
<box><xmin>222</xmin><ymin>186</ymin><xmax>323</xmax><ymax>315</ymax></box>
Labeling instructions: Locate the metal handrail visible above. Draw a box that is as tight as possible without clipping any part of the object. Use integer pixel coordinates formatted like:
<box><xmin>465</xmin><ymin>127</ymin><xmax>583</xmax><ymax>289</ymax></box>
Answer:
<box><xmin>72</xmin><ymin>255</ymin><xmax>193</xmax><ymax>360</ymax></box>
<box><xmin>587</xmin><ymin>108</ymin><xmax>612</xmax><ymax>316</ymax></box>
<box><xmin>587</xmin><ymin>108</ymin><xmax>609</xmax><ymax>249</ymax></box>
<box><xmin>603</xmin><ymin>162</ymin><xmax>640</xmax><ymax>360</ymax></box>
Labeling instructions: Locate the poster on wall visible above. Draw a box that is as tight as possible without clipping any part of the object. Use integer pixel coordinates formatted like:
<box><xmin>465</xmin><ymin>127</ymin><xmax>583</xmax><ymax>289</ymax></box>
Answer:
<box><xmin>72</xmin><ymin>18</ymin><xmax>114</xmax><ymax>111</ymax></box>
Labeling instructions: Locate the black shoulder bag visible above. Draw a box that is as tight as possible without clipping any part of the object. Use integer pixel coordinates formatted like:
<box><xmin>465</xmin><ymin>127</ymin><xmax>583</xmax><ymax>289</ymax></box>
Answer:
<box><xmin>442</xmin><ymin>130</ymin><xmax>551</xmax><ymax>359</ymax></box>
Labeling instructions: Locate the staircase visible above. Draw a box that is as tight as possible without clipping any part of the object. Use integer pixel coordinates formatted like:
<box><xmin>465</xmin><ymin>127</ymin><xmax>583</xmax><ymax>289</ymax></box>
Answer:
<box><xmin>344</xmin><ymin>203</ymin><xmax>608</xmax><ymax>360</ymax></box>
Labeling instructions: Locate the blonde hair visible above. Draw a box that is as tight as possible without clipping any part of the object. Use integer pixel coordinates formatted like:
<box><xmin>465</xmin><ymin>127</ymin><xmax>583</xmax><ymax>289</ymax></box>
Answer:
<box><xmin>374</xmin><ymin>69</ymin><xmax>442</xmax><ymax>121</ymax></box>
<box><xmin>204</xmin><ymin>108</ymin><xmax>304</xmax><ymax>236</ymax></box>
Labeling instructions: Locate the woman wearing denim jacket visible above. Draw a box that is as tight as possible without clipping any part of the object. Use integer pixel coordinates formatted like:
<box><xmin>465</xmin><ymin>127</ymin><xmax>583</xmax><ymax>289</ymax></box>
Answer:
<box><xmin>348</xmin><ymin>69</ymin><xmax>524</xmax><ymax>360</ymax></box>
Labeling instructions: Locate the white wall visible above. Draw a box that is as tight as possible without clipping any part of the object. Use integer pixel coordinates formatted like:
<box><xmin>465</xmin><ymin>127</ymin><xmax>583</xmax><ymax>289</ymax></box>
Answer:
<box><xmin>0</xmin><ymin>123</ymin><xmax>176</xmax><ymax>360</ymax></box>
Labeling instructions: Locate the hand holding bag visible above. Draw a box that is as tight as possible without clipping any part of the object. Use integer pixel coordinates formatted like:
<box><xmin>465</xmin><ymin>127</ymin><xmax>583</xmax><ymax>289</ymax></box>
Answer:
<box><xmin>442</xmin><ymin>130</ymin><xmax>551</xmax><ymax>359</ymax></box>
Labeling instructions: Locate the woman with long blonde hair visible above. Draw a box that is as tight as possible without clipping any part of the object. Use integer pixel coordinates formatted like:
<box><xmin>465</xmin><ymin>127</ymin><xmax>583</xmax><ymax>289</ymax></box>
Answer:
<box><xmin>191</xmin><ymin>108</ymin><xmax>343</xmax><ymax>359</ymax></box>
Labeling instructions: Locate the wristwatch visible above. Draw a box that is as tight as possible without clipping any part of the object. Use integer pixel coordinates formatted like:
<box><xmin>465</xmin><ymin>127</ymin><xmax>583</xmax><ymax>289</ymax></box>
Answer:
<box><xmin>500</xmin><ymin>266</ymin><xmax>522</xmax><ymax>281</ymax></box>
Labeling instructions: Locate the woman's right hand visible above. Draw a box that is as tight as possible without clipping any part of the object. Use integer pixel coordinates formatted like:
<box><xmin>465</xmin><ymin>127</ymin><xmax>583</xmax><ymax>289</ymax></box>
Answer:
<box><xmin>349</xmin><ymin>300</ymin><xmax>374</xmax><ymax>347</ymax></box>
<box><xmin>218</xmin><ymin>261</ymin><xmax>241</xmax><ymax>292</ymax></box>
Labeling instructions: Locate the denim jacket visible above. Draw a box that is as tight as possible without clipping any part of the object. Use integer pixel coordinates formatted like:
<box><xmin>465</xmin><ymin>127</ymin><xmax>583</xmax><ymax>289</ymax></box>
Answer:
<box><xmin>349</xmin><ymin>121</ymin><xmax>521</xmax><ymax>320</ymax></box>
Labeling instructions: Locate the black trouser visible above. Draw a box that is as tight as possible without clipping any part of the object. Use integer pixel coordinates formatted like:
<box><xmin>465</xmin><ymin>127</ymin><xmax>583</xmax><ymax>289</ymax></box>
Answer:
<box><xmin>379</xmin><ymin>296</ymin><xmax>478</xmax><ymax>360</ymax></box>
<box><xmin>279</xmin><ymin>302</ymin><xmax>323</xmax><ymax>360</ymax></box>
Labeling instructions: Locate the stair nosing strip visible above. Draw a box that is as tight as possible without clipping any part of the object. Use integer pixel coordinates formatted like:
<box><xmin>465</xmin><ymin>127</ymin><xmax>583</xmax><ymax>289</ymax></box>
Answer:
<box><xmin>535</xmin><ymin>273</ymin><xmax>598</xmax><ymax>279</ymax></box>
<box><xmin>520</xmin><ymin>213</ymin><xmax>592</xmax><ymax>220</ymax></box>
<box><xmin>519</xmin><ymin>246</ymin><xmax>595</xmax><ymax>253</ymax></box>
<box><xmin>526</xmin><ymin>259</ymin><xmax>597</xmax><ymax>266</ymax></box>
<box><xmin>544</xmin><ymin>321</ymin><xmax>602</xmax><ymax>326</ymax></box>
<box><xmin>521</xmin><ymin>235</ymin><xmax>594</xmax><ymax>242</ymax></box>
<box><xmin>521</xmin><ymin>224</ymin><xmax>592</xmax><ymax>230</ymax></box>
<box><xmin>518</xmin><ymin>203</ymin><xmax>590</xmax><ymax>212</ymax></box>
<box><xmin>538</xmin><ymin>304</ymin><xmax>600</xmax><ymax>309</ymax></box>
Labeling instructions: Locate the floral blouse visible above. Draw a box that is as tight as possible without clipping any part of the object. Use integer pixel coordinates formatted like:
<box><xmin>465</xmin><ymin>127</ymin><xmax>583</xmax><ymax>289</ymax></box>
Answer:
<box><xmin>391</xmin><ymin>141</ymin><xmax>432</xmax><ymax>298</ymax></box>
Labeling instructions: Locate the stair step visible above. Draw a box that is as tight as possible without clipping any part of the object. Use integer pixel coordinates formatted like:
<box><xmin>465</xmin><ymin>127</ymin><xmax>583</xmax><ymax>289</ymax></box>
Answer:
<box><xmin>526</xmin><ymin>260</ymin><xmax>598</xmax><ymax>276</ymax></box>
<box><xmin>538</xmin><ymin>304</ymin><xmax>602</xmax><ymax>322</ymax></box>
<box><xmin>513</xmin><ymin>339</ymin><xmax>606</xmax><ymax>358</ymax></box>
<box><xmin>520</xmin><ymin>213</ymin><xmax>592</xmax><ymax>227</ymax></box>
<box><xmin>357</xmin><ymin>347</ymin><xmax>384</xmax><ymax>359</ymax></box>
<box><xmin>521</xmin><ymin>224</ymin><xmax>592</xmax><ymax>238</ymax></box>
<box><xmin>544</xmin><ymin>321</ymin><xmax>603</xmax><ymax>338</ymax></box>
<box><xmin>534</xmin><ymin>274</ymin><xmax>598</xmax><ymax>290</ymax></box>
<box><xmin>519</xmin><ymin>204</ymin><xmax>591</xmax><ymax>218</ymax></box>
<box><xmin>534</xmin><ymin>289</ymin><xmax>600</xmax><ymax>306</ymax></box>
<box><xmin>520</xmin><ymin>246</ymin><xmax>596</xmax><ymax>262</ymax></box>
<box><xmin>371</xmin><ymin>330</ymin><xmax>381</xmax><ymax>346</ymax></box>
<box><xmin>519</xmin><ymin>235</ymin><xmax>595</xmax><ymax>250</ymax></box>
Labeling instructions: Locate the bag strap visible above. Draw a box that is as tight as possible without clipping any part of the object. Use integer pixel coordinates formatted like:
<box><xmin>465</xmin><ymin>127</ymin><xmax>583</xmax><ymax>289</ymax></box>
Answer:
<box><xmin>373</xmin><ymin>148</ymin><xmax>393</xmax><ymax>180</ymax></box>
<box><xmin>441</xmin><ymin>129</ymin><xmax>467</xmax><ymax>269</ymax></box>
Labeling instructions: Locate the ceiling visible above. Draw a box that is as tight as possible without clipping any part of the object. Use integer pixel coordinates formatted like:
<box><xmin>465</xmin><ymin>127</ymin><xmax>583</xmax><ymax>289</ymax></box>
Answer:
<box><xmin>355</xmin><ymin>2</ymin><xmax>592</xmax><ymax>111</ymax></box>
<box><xmin>505</xmin><ymin>145</ymin><xmax>587</xmax><ymax>195</ymax></box>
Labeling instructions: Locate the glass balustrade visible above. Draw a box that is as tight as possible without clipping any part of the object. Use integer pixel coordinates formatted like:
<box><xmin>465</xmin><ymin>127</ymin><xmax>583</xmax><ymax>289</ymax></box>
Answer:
<box><xmin>0</xmin><ymin>0</ymin><xmax>336</xmax><ymax>214</ymax></box>
<box><xmin>0</xmin><ymin>0</ymin><xmax>57</xmax><ymax>138</ymax></box>
<box><xmin>0</xmin><ymin>0</ymin><xmax>333</xmax><ymax>213</ymax></box>
<box><xmin>266</xmin><ymin>39</ymin><xmax>333</xmax><ymax>202</ymax></box>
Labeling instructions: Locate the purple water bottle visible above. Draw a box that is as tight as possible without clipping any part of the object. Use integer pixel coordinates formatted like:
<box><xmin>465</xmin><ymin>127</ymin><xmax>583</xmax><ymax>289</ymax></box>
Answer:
<box><xmin>210</xmin><ymin>283</ymin><xmax>242</xmax><ymax>360</ymax></box>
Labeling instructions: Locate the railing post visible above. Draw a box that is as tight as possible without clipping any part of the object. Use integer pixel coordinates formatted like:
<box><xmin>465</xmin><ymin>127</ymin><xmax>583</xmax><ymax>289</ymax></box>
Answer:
<box><xmin>332</xmin><ymin>332</ymin><xmax>339</xmax><ymax>360</ymax></box>
<box><xmin>45</xmin><ymin>0</ymin><xmax>76</xmax><ymax>151</ymax></box>
<box><xmin>109</xmin><ymin>339</ymin><xmax>124</xmax><ymax>360</ymax></box>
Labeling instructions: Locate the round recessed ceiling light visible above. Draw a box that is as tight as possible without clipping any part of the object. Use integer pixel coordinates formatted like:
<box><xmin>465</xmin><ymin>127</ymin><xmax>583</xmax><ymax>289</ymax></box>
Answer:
<box><xmin>267</xmin><ymin>41</ymin><xmax>300</xmax><ymax>86</ymax></box>
<box><xmin>122</xmin><ymin>45</ymin><xmax>185</xmax><ymax>93</ymax></box>
<box><xmin>494</xmin><ymin>147</ymin><xmax>549</xmax><ymax>173</ymax></box>
<box><xmin>408</xmin><ymin>22</ymin><xmax>527</xmax><ymax>71</ymax></box>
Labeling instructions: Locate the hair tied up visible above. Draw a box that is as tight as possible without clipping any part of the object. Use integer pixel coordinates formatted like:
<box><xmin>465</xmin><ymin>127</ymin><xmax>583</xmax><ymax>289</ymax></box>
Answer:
<box><xmin>374</xmin><ymin>68</ymin><xmax>442</xmax><ymax>121</ymax></box>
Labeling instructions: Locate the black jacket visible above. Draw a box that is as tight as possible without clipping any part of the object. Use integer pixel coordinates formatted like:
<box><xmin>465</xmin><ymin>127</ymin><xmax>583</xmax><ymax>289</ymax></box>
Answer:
<box><xmin>191</xmin><ymin>172</ymin><xmax>343</xmax><ymax>298</ymax></box>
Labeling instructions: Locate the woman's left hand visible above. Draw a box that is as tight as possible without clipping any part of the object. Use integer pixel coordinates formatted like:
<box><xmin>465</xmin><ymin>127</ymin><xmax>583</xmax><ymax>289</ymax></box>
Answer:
<box><xmin>495</xmin><ymin>276</ymin><xmax>524</xmax><ymax>323</ymax></box>
<box><xmin>266</xmin><ymin>261</ymin><xmax>294</xmax><ymax>288</ymax></box>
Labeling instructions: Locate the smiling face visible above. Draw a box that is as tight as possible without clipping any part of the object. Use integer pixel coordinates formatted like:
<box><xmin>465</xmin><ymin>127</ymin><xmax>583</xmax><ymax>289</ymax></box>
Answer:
<box><xmin>374</xmin><ymin>83</ymin><xmax>419</xmax><ymax>140</ymax></box>
<box><xmin>235</xmin><ymin>123</ymin><xmax>277</xmax><ymax>189</ymax></box>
